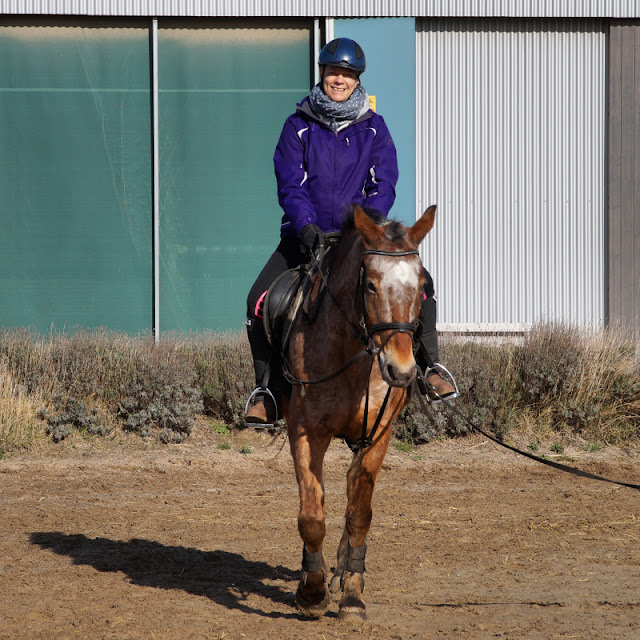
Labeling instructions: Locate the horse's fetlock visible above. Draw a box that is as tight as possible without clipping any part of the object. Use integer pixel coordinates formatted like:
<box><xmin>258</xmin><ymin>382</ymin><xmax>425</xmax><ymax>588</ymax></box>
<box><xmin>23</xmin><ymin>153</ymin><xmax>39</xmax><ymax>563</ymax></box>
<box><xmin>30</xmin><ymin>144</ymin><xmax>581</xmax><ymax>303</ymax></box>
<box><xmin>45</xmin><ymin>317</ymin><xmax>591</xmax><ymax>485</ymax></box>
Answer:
<box><xmin>329</xmin><ymin>569</ymin><xmax>343</xmax><ymax>594</ymax></box>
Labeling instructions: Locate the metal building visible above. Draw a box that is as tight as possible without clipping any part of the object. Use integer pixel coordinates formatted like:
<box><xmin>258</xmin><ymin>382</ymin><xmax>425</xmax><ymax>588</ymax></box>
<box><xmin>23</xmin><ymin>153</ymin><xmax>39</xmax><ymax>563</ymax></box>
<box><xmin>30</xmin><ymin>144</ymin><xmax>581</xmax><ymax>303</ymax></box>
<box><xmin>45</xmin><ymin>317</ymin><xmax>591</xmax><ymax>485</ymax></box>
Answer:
<box><xmin>0</xmin><ymin>2</ymin><xmax>638</xmax><ymax>335</ymax></box>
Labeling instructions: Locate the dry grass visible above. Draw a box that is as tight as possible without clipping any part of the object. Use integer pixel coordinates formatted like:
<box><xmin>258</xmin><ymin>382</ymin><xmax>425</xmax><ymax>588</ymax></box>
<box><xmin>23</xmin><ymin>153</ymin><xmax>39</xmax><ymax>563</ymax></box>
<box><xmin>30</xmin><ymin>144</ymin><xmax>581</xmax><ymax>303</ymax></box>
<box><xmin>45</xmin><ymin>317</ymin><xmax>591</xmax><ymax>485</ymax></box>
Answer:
<box><xmin>0</xmin><ymin>364</ymin><xmax>46</xmax><ymax>455</ymax></box>
<box><xmin>0</xmin><ymin>323</ymin><xmax>637</xmax><ymax>453</ymax></box>
<box><xmin>522</xmin><ymin>324</ymin><xmax>640</xmax><ymax>444</ymax></box>
<box><xmin>401</xmin><ymin>322</ymin><xmax>639</xmax><ymax>447</ymax></box>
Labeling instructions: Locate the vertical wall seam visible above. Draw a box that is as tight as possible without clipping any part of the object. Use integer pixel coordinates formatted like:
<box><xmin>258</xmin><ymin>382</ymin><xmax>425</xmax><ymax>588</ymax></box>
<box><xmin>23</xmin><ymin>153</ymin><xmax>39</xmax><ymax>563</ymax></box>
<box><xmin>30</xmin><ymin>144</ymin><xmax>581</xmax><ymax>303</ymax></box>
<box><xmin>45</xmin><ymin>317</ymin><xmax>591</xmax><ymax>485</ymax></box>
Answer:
<box><xmin>152</xmin><ymin>17</ymin><xmax>160</xmax><ymax>343</ymax></box>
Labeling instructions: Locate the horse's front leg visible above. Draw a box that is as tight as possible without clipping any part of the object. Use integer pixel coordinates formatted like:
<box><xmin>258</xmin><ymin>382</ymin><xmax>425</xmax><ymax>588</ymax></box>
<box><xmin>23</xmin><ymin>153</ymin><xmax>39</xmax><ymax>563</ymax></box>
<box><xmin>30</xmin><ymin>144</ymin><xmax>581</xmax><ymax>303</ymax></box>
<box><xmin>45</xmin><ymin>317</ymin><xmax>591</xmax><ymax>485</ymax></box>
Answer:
<box><xmin>289</xmin><ymin>427</ymin><xmax>332</xmax><ymax>618</ymax></box>
<box><xmin>333</xmin><ymin>424</ymin><xmax>393</xmax><ymax>622</ymax></box>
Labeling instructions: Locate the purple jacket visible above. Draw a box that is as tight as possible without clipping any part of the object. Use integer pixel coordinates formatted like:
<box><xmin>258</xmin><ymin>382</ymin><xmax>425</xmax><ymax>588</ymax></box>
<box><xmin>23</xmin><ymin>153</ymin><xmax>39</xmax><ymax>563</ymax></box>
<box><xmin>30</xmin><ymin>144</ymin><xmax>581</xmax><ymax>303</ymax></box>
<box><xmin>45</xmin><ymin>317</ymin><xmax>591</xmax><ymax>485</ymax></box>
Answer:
<box><xmin>274</xmin><ymin>97</ymin><xmax>398</xmax><ymax>238</ymax></box>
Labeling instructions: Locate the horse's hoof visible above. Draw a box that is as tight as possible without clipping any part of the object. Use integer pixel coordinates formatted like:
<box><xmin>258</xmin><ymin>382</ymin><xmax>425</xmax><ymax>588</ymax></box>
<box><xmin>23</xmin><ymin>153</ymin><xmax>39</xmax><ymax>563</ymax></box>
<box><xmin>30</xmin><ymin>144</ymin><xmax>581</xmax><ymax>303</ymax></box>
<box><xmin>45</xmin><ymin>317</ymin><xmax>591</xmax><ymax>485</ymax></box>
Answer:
<box><xmin>337</xmin><ymin>603</ymin><xmax>367</xmax><ymax>623</ymax></box>
<box><xmin>338</xmin><ymin>572</ymin><xmax>366</xmax><ymax>622</ymax></box>
<box><xmin>295</xmin><ymin>585</ymin><xmax>331</xmax><ymax>619</ymax></box>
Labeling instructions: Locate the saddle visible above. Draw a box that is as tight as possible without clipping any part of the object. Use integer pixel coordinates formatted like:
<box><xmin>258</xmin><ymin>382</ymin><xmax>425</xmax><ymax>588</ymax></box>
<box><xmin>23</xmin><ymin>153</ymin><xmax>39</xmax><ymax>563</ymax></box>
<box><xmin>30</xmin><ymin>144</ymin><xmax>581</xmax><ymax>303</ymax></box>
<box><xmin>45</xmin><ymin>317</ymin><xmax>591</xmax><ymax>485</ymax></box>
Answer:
<box><xmin>263</xmin><ymin>264</ymin><xmax>309</xmax><ymax>354</ymax></box>
<box><xmin>263</xmin><ymin>234</ymin><xmax>340</xmax><ymax>356</ymax></box>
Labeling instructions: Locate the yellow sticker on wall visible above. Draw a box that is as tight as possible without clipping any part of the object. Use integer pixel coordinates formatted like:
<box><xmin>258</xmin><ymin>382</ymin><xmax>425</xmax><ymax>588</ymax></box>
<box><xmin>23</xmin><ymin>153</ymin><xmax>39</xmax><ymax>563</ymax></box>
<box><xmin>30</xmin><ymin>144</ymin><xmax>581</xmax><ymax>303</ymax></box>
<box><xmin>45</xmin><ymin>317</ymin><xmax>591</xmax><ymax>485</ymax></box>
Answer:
<box><xmin>368</xmin><ymin>95</ymin><xmax>376</xmax><ymax>112</ymax></box>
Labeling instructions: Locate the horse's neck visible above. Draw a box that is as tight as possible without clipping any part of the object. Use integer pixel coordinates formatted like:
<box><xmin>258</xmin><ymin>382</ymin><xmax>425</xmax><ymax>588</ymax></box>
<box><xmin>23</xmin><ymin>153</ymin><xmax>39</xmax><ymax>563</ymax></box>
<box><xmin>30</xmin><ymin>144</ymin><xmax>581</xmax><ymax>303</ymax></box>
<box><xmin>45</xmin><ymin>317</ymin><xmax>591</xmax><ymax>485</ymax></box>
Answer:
<box><xmin>323</xmin><ymin>232</ymin><xmax>363</xmax><ymax>329</ymax></box>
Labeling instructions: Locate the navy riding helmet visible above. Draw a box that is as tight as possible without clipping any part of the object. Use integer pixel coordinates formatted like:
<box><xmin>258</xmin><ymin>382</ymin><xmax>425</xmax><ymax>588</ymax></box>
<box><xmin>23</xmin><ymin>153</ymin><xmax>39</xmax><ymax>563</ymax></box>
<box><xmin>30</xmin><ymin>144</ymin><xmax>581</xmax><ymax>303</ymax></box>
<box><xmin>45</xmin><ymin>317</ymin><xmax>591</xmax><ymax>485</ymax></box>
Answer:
<box><xmin>319</xmin><ymin>37</ymin><xmax>366</xmax><ymax>74</ymax></box>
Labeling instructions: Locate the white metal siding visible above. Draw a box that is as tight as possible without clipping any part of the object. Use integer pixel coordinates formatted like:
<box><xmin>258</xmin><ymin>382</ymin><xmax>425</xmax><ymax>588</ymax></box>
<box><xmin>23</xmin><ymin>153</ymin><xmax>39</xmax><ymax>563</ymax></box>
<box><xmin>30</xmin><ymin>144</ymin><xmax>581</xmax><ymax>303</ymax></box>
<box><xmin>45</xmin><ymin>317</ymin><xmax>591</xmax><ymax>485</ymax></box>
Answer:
<box><xmin>416</xmin><ymin>18</ymin><xmax>606</xmax><ymax>328</ymax></box>
<box><xmin>1</xmin><ymin>1</ymin><xmax>640</xmax><ymax>18</ymax></box>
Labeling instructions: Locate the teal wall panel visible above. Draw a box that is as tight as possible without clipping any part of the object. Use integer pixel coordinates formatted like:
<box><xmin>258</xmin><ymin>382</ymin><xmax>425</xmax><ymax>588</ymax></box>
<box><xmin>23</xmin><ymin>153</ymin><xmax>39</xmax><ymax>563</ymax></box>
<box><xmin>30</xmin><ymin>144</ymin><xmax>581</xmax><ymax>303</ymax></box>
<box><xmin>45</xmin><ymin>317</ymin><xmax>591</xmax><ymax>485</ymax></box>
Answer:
<box><xmin>0</xmin><ymin>19</ymin><xmax>152</xmax><ymax>333</ymax></box>
<box><xmin>158</xmin><ymin>19</ymin><xmax>311</xmax><ymax>331</ymax></box>
<box><xmin>334</xmin><ymin>18</ymin><xmax>416</xmax><ymax>225</ymax></box>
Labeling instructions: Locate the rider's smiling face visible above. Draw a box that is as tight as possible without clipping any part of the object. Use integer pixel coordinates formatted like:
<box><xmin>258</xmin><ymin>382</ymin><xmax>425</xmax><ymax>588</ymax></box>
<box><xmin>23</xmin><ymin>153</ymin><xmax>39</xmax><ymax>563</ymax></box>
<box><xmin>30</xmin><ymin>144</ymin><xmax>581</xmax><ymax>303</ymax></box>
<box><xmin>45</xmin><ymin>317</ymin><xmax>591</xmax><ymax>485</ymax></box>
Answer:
<box><xmin>322</xmin><ymin>65</ymin><xmax>359</xmax><ymax>103</ymax></box>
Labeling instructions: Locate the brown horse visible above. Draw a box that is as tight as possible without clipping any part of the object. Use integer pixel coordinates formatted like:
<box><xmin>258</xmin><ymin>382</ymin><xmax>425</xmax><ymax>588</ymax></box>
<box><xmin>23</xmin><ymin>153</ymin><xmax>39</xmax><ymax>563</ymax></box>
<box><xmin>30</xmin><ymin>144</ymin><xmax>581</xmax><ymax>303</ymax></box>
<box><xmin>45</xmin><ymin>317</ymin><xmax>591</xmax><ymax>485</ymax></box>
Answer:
<box><xmin>281</xmin><ymin>204</ymin><xmax>436</xmax><ymax>621</ymax></box>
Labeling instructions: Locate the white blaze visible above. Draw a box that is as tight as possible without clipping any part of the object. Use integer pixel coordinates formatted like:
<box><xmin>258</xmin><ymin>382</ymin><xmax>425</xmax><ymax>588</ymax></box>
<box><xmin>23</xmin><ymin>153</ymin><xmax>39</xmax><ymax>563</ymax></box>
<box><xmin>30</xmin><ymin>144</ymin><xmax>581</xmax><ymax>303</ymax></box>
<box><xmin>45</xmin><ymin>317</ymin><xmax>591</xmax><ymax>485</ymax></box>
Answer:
<box><xmin>379</xmin><ymin>259</ymin><xmax>420</xmax><ymax>292</ymax></box>
<box><xmin>372</xmin><ymin>257</ymin><xmax>421</xmax><ymax>320</ymax></box>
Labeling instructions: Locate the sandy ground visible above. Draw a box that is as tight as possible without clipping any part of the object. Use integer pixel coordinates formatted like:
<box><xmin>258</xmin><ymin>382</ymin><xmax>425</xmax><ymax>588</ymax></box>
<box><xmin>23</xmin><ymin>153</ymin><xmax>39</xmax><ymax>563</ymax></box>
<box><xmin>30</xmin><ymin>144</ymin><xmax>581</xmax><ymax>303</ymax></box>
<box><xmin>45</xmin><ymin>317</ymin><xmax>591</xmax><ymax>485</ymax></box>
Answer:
<box><xmin>0</xmin><ymin>424</ymin><xmax>639</xmax><ymax>640</ymax></box>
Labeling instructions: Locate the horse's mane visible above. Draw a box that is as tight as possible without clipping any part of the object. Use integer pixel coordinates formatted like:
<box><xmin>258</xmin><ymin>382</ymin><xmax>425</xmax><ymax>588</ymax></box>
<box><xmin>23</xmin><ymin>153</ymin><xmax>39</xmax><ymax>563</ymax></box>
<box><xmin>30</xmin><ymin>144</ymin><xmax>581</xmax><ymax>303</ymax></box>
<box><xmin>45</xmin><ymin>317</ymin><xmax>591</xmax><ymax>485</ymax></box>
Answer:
<box><xmin>341</xmin><ymin>206</ymin><xmax>408</xmax><ymax>245</ymax></box>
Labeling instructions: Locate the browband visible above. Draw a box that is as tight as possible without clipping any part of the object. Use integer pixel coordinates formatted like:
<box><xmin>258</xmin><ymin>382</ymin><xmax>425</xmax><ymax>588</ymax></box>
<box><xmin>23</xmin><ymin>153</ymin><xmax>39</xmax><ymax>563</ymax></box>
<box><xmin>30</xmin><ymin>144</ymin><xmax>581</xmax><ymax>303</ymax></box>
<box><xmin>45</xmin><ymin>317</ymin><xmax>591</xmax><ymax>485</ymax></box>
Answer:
<box><xmin>363</xmin><ymin>249</ymin><xmax>420</xmax><ymax>257</ymax></box>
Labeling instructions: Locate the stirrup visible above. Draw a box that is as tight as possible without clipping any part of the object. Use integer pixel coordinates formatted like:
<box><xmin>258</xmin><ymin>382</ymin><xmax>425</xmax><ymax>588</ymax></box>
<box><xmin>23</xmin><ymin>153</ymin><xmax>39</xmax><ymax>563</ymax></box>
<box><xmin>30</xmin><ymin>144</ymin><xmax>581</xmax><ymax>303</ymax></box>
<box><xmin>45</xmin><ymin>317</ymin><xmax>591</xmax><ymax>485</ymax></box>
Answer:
<box><xmin>423</xmin><ymin>362</ymin><xmax>460</xmax><ymax>405</ymax></box>
<box><xmin>243</xmin><ymin>387</ymin><xmax>278</xmax><ymax>428</ymax></box>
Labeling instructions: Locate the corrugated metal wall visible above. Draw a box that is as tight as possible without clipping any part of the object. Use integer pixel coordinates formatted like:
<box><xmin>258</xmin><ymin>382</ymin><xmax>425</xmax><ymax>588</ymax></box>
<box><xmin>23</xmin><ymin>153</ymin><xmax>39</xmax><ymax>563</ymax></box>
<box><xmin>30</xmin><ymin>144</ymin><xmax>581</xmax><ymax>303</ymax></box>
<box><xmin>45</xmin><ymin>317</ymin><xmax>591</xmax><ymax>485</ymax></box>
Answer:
<box><xmin>1</xmin><ymin>1</ymin><xmax>640</xmax><ymax>18</ymax></box>
<box><xmin>416</xmin><ymin>18</ymin><xmax>606</xmax><ymax>328</ymax></box>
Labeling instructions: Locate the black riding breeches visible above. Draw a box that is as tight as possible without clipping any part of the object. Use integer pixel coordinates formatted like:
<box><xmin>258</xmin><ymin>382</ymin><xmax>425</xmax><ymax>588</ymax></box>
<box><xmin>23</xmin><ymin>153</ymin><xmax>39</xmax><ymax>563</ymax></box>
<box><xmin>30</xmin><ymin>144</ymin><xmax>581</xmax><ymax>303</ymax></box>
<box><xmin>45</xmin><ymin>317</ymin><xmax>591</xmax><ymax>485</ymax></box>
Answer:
<box><xmin>246</xmin><ymin>237</ymin><xmax>306</xmax><ymax>323</ymax></box>
<box><xmin>246</xmin><ymin>237</ymin><xmax>306</xmax><ymax>390</ymax></box>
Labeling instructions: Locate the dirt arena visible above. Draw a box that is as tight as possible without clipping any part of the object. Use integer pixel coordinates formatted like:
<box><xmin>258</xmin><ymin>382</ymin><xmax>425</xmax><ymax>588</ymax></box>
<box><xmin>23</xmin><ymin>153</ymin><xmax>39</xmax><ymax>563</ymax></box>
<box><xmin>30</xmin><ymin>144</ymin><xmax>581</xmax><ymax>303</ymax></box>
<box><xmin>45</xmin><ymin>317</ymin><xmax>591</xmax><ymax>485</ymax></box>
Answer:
<box><xmin>1</xmin><ymin>425</ymin><xmax>638</xmax><ymax>640</ymax></box>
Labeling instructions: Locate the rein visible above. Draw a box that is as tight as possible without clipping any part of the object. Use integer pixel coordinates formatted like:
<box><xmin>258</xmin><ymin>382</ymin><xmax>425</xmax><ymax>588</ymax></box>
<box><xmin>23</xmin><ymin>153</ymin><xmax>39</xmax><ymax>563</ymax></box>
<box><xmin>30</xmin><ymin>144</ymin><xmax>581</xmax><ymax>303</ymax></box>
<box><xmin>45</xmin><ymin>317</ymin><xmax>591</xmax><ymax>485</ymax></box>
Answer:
<box><xmin>283</xmin><ymin>244</ymin><xmax>422</xmax><ymax>453</ymax></box>
<box><xmin>418</xmin><ymin>377</ymin><xmax>640</xmax><ymax>492</ymax></box>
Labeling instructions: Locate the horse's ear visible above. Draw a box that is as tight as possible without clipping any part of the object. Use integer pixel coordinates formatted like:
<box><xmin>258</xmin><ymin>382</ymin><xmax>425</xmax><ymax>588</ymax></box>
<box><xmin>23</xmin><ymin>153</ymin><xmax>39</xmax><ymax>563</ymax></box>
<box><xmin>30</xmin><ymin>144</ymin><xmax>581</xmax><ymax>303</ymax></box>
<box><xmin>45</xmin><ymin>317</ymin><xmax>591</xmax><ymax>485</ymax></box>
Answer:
<box><xmin>354</xmin><ymin>205</ymin><xmax>383</xmax><ymax>246</ymax></box>
<box><xmin>408</xmin><ymin>205</ymin><xmax>436</xmax><ymax>245</ymax></box>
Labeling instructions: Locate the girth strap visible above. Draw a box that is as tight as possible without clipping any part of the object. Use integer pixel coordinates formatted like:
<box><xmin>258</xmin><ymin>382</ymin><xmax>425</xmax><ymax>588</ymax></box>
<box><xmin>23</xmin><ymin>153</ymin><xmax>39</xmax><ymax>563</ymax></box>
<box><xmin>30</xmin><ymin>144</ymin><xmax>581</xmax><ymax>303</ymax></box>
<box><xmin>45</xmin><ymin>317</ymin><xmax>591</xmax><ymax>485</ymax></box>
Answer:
<box><xmin>301</xmin><ymin>546</ymin><xmax>324</xmax><ymax>573</ymax></box>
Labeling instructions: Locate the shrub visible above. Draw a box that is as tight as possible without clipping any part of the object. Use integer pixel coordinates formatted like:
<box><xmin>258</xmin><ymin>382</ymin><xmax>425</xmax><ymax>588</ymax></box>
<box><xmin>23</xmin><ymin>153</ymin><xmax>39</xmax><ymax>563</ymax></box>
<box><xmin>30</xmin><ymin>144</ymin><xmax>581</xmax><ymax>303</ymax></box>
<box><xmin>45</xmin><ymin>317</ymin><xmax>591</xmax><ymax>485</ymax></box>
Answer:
<box><xmin>118</xmin><ymin>374</ymin><xmax>202</xmax><ymax>443</ymax></box>
<box><xmin>115</xmin><ymin>341</ymin><xmax>204</xmax><ymax>443</ymax></box>
<box><xmin>516</xmin><ymin>323</ymin><xmax>640</xmax><ymax>444</ymax></box>
<box><xmin>0</xmin><ymin>329</ymin><xmax>209</xmax><ymax>445</ymax></box>
<box><xmin>394</xmin><ymin>406</ymin><xmax>442</xmax><ymax>444</ymax></box>
<box><xmin>517</xmin><ymin>324</ymin><xmax>584</xmax><ymax>406</ymax></box>
<box><xmin>394</xmin><ymin>323</ymin><xmax>639</xmax><ymax>447</ymax></box>
<box><xmin>0</xmin><ymin>323</ymin><xmax>637</xmax><ymax>449</ymax></box>
<box><xmin>181</xmin><ymin>331</ymin><xmax>254</xmax><ymax>425</ymax></box>
<box><xmin>396</xmin><ymin>339</ymin><xmax>520</xmax><ymax>443</ymax></box>
<box><xmin>43</xmin><ymin>394</ymin><xmax>108</xmax><ymax>442</ymax></box>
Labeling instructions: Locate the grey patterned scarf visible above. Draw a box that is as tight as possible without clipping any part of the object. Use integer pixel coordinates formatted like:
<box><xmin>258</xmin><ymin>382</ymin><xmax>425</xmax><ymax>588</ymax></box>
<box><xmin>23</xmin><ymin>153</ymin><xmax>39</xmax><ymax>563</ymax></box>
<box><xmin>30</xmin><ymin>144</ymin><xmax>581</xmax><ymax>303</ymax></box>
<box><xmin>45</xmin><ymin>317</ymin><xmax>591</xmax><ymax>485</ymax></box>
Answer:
<box><xmin>308</xmin><ymin>82</ymin><xmax>369</xmax><ymax>132</ymax></box>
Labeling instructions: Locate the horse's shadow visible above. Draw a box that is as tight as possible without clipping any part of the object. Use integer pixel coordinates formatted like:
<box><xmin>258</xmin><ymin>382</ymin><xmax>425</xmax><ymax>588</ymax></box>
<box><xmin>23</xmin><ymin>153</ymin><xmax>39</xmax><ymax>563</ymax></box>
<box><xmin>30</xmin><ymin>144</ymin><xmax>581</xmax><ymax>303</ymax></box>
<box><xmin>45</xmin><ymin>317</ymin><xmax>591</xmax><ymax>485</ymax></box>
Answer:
<box><xmin>29</xmin><ymin>532</ymin><xmax>313</xmax><ymax>619</ymax></box>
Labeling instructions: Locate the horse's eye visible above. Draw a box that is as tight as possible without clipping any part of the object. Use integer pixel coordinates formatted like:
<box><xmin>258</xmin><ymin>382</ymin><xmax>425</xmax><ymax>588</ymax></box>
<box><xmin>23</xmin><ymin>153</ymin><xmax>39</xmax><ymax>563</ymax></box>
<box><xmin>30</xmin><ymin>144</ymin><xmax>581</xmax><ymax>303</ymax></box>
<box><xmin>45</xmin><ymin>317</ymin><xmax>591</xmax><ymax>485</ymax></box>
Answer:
<box><xmin>367</xmin><ymin>281</ymin><xmax>377</xmax><ymax>294</ymax></box>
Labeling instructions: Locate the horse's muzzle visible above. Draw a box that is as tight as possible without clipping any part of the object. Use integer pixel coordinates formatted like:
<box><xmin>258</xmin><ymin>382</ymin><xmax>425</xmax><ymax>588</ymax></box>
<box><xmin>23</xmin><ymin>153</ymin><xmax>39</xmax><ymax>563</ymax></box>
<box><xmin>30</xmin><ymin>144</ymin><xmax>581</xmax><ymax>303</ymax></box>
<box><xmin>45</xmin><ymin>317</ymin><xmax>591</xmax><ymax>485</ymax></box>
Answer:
<box><xmin>378</xmin><ymin>355</ymin><xmax>417</xmax><ymax>388</ymax></box>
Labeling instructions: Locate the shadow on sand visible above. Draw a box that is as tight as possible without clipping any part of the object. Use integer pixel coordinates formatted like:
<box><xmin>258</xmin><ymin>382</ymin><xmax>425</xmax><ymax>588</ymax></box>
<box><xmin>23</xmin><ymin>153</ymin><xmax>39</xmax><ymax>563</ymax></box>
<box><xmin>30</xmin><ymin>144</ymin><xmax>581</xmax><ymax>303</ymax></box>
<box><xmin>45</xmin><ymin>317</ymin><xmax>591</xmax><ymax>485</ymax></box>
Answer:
<box><xmin>29</xmin><ymin>531</ymin><xmax>318</xmax><ymax>619</ymax></box>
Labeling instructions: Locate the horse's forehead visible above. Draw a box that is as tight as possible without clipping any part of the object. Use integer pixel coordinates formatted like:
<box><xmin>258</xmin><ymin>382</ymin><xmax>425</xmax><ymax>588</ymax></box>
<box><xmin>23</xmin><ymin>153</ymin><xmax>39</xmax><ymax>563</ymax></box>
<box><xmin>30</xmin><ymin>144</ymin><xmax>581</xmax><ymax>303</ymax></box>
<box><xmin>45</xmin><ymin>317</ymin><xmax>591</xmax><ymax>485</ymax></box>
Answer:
<box><xmin>369</xmin><ymin>254</ymin><xmax>422</xmax><ymax>290</ymax></box>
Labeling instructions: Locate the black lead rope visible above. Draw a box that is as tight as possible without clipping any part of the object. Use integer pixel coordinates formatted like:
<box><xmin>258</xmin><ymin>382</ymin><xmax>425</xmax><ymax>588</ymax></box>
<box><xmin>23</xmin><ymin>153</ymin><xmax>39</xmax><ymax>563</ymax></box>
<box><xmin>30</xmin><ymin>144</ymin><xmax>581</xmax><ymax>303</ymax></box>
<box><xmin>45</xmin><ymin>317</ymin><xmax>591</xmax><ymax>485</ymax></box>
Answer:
<box><xmin>420</xmin><ymin>380</ymin><xmax>640</xmax><ymax>491</ymax></box>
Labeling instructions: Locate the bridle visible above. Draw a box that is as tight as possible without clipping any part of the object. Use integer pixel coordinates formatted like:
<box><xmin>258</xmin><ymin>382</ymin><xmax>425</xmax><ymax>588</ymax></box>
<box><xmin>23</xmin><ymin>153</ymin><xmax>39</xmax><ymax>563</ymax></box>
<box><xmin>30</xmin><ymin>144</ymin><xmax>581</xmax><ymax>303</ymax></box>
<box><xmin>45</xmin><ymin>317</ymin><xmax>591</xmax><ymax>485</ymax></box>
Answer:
<box><xmin>283</xmin><ymin>244</ymin><xmax>423</xmax><ymax>453</ymax></box>
<box><xmin>359</xmin><ymin>248</ymin><xmax>421</xmax><ymax>343</ymax></box>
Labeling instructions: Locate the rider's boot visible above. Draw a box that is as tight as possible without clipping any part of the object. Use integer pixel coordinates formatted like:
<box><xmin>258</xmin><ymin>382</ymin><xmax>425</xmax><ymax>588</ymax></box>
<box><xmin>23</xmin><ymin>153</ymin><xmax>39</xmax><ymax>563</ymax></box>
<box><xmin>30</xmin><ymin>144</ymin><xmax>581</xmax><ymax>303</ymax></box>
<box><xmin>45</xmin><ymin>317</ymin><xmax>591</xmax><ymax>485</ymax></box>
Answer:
<box><xmin>245</xmin><ymin>392</ymin><xmax>277</xmax><ymax>425</ymax></box>
<box><xmin>416</xmin><ymin>296</ymin><xmax>459</xmax><ymax>403</ymax></box>
<box><xmin>244</xmin><ymin>319</ymin><xmax>279</xmax><ymax>427</ymax></box>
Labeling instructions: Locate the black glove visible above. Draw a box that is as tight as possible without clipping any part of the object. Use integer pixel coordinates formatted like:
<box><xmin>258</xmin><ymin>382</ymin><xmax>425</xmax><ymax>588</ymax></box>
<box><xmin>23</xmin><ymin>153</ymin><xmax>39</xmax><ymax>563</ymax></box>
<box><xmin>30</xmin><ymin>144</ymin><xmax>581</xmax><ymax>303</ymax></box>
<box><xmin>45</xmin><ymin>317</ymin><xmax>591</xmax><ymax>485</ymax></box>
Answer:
<box><xmin>299</xmin><ymin>223</ymin><xmax>324</xmax><ymax>257</ymax></box>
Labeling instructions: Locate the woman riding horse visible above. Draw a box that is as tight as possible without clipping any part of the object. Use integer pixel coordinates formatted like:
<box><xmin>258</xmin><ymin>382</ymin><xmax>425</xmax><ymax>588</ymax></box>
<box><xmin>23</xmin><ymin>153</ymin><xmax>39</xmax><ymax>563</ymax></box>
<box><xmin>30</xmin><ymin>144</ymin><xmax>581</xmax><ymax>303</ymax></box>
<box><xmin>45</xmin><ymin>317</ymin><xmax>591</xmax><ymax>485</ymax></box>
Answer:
<box><xmin>245</xmin><ymin>37</ymin><xmax>458</xmax><ymax>426</ymax></box>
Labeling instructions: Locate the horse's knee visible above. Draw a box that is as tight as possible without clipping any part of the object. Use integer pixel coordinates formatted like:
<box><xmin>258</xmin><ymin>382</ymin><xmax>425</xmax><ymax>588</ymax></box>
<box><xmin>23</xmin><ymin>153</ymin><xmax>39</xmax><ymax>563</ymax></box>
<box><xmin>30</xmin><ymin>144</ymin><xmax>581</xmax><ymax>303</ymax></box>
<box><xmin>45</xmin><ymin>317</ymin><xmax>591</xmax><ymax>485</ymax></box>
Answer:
<box><xmin>298</xmin><ymin>511</ymin><xmax>325</xmax><ymax>550</ymax></box>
